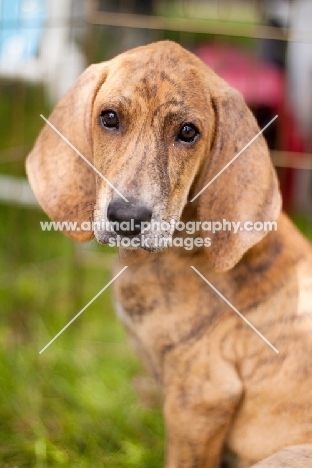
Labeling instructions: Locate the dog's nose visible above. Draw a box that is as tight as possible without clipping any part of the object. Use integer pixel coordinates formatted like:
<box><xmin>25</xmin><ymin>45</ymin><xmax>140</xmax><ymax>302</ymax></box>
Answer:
<box><xmin>107</xmin><ymin>198</ymin><xmax>152</xmax><ymax>236</ymax></box>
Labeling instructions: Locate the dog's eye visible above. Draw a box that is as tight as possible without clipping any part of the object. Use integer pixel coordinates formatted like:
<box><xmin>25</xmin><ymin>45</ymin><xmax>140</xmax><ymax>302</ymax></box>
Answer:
<box><xmin>100</xmin><ymin>110</ymin><xmax>119</xmax><ymax>129</ymax></box>
<box><xmin>177</xmin><ymin>124</ymin><xmax>199</xmax><ymax>143</ymax></box>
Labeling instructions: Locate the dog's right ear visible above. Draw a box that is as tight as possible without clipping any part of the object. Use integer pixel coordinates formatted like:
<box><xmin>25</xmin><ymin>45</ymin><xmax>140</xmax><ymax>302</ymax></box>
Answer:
<box><xmin>198</xmin><ymin>78</ymin><xmax>281</xmax><ymax>271</ymax></box>
<box><xmin>26</xmin><ymin>62</ymin><xmax>109</xmax><ymax>241</ymax></box>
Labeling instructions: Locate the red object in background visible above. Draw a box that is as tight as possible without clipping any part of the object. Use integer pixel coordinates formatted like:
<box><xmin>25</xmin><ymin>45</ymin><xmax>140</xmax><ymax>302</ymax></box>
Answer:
<box><xmin>193</xmin><ymin>43</ymin><xmax>306</xmax><ymax>212</ymax></box>
<box><xmin>194</xmin><ymin>44</ymin><xmax>284</xmax><ymax>109</ymax></box>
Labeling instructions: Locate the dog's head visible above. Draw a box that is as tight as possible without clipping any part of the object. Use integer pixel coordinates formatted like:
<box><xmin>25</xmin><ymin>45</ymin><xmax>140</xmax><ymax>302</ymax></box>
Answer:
<box><xmin>26</xmin><ymin>41</ymin><xmax>281</xmax><ymax>271</ymax></box>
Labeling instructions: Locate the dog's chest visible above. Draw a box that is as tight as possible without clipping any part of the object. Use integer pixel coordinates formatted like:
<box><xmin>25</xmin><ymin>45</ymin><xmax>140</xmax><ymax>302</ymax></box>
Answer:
<box><xmin>112</xmin><ymin>265</ymin><xmax>174</xmax><ymax>378</ymax></box>
<box><xmin>112</xmin><ymin>261</ymin><xmax>171</xmax><ymax>332</ymax></box>
<box><xmin>111</xmin><ymin>256</ymin><xmax>226</xmax><ymax>377</ymax></box>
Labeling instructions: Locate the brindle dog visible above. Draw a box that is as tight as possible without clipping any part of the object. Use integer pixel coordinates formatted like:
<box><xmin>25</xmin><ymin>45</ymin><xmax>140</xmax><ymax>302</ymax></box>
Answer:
<box><xmin>26</xmin><ymin>41</ymin><xmax>312</xmax><ymax>468</ymax></box>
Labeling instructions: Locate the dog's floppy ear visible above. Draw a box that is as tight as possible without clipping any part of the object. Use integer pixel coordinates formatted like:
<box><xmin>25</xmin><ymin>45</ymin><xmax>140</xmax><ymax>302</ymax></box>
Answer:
<box><xmin>198</xmin><ymin>83</ymin><xmax>281</xmax><ymax>271</ymax></box>
<box><xmin>26</xmin><ymin>62</ymin><xmax>108</xmax><ymax>241</ymax></box>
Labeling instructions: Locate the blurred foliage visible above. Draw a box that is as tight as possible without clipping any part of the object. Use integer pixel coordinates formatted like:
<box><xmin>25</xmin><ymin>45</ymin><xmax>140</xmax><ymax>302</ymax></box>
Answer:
<box><xmin>0</xmin><ymin>81</ymin><xmax>50</xmax><ymax>177</ymax></box>
<box><xmin>0</xmin><ymin>202</ymin><xmax>164</xmax><ymax>468</ymax></box>
<box><xmin>292</xmin><ymin>213</ymin><xmax>312</xmax><ymax>241</ymax></box>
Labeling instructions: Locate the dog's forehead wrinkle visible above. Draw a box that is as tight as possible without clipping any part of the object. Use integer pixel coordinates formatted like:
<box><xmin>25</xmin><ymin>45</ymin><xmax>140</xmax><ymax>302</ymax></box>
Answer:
<box><xmin>150</xmin><ymin>99</ymin><xmax>186</xmax><ymax>122</ymax></box>
<box><xmin>121</xmin><ymin>43</ymin><xmax>187</xmax><ymax>74</ymax></box>
<box><xmin>110</xmin><ymin>48</ymin><xmax>205</xmax><ymax>100</ymax></box>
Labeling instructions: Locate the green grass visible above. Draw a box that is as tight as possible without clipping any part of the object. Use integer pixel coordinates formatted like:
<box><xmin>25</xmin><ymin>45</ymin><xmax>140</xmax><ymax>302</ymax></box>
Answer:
<box><xmin>0</xmin><ymin>204</ymin><xmax>164</xmax><ymax>468</ymax></box>
<box><xmin>292</xmin><ymin>213</ymin><xmax>312</xmax><ymax>241</ymax></box>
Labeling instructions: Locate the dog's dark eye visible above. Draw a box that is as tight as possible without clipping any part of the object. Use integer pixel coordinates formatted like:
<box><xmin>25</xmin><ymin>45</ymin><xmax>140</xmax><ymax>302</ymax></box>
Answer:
<box><xmin>177</xmin><ymin>124</ymin><xmax>199</xmax><ymax>143</ymax></box>
<box><xmin>100</xmin><ymin>110</ymin><xmax>119</xmax><ymax>129</ymax></box>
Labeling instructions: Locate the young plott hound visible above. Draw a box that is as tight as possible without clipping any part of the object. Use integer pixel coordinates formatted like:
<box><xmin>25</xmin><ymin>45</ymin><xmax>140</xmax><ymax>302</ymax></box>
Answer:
<box><xmin>26</xmin><ymin>41</ymin><xmax>312</xmax><ymax>468</ymax></box>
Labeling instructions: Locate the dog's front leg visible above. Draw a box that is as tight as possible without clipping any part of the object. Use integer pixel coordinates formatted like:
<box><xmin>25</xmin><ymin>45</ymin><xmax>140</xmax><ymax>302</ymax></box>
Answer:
<box><xmin>164</xmin><ymin>397</ymin><xmax>236</xmax><ymax>468</ymax></box>
<box><xmin>163</xmin><ymin>347</ymin><xmax>242</xmax><ymax>468</ymax></box>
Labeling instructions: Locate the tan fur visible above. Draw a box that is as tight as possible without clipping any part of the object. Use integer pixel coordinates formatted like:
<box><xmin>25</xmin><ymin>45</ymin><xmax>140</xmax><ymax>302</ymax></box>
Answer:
<box><xmin>26</xmin><ymin>41</ymin><xmax>312</xmax><ymax>468</ymax></box>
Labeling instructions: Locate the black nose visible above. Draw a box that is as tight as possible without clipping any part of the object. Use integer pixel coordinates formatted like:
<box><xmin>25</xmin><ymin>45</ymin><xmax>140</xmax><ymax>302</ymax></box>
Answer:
<box><xmin>107</xmin><ymin>198</ymin><xmax>152</xmax><ymax>236</ymax></box>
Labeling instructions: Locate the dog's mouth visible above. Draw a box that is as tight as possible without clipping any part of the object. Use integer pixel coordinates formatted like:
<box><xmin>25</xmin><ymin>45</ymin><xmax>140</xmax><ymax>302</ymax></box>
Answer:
<box><xmin>94</xmin><ymin>217</ymin><xmax>175</xmax><ymax>252</ymax></box>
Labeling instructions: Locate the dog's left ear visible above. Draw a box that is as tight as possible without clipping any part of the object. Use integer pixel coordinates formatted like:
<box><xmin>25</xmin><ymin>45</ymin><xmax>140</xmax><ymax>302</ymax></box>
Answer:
<box><xmin>198</xmin><ymin>82</ymin><xmax>281</xmax><ymax>271</ymax></box>
<box><xmin>26</xmin><ymin>62</ymin><xmax>109</xmax><ymax>241</ymax></box>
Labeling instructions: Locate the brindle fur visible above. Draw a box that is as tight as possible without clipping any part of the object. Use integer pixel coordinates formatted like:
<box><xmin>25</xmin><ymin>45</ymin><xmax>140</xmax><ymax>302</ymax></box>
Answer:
<box><xmin>26</xmin><ymin>41</ymin><xmax>312</xmax><ymax>468</ymax></box>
